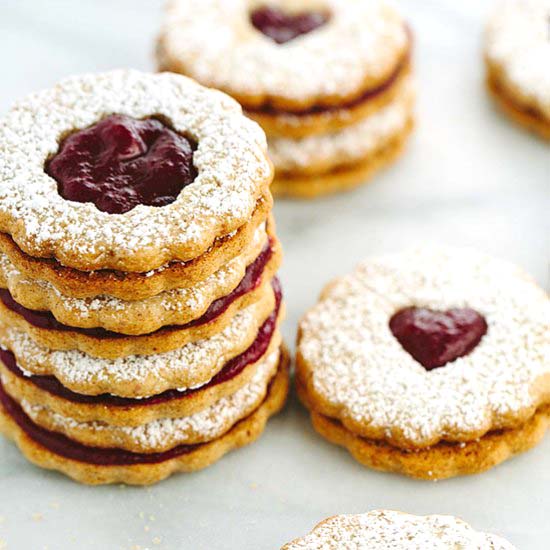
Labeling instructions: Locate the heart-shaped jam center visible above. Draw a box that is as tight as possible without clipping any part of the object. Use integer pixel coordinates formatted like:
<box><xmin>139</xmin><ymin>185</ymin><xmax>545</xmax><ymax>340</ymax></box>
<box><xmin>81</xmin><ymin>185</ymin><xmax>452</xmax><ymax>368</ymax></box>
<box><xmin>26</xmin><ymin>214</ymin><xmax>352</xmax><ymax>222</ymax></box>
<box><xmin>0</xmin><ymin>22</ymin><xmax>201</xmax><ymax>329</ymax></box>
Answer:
<box><xmin>250</xmin><ymin>5</ymin><xmax>329</xmax><ymax>44</ymax></box>
<box><xmin>389</xmin><ymin>307</ymin><xmax>487</xmax><ymax>370</ymax></box>
<box><xmin>47</xmin><ymin>114</ymin><xmax>197</xmax><ymax>215</ymax></box>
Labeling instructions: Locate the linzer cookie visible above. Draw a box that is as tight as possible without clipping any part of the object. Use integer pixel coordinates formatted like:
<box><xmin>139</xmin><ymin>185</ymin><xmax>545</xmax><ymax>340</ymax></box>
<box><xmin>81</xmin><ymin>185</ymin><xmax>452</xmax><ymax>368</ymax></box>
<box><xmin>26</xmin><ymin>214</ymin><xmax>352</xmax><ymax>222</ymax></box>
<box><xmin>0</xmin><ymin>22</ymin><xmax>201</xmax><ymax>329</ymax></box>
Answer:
<box><xmin>281</xmin><ymin>510</ymin><xmax>516</xmax><ymax>549</ymax></box>
<box><xmin>157</xmin><ymin>0</ymin><xmax>414</xmax><ymax>198</ymax></box>
<box><xmin>0</xmin><ymin>69</ymin><xmax>287</xmax><ymax>485</ymax></box>
<box><xmin>296</xmin><ymin>246</ymin><xmax>550</xmax><ymax>479</ymax></box>
<box><xmin>485</xmin><ymin>0</ymin><xmax>550</xmax><ymax>140</ymax></box>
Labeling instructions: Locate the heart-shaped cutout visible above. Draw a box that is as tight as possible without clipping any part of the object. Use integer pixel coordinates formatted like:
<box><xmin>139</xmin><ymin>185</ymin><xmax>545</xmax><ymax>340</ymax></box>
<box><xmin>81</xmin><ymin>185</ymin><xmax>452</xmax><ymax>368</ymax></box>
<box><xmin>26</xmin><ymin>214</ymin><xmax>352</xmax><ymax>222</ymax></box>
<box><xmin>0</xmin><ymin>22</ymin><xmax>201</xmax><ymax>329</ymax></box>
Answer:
<box><xmin>389</xmin><ymin>307</ymin><xmax>487</xmax><ymax>370</ymax></box>
<box><xmin>250</xmin><ymin>6</ymin><xmax>329</xmax><ymax>44</ymax></box>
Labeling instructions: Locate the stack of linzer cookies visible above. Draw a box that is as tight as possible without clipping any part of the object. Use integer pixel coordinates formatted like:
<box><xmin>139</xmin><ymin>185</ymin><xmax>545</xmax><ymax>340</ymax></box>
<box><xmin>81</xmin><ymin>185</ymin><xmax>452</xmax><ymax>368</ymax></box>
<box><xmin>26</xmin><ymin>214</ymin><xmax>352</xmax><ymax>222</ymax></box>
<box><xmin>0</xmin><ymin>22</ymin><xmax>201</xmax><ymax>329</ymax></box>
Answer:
<box><xmin>158</xmin><ymin>0</ymin><xmax>415</xmax><ymax>198</ymax></box>
<box><xmin>0</xmin><ymin>70</ymin><xmax>288</xmax><ymax>485</ymax></box>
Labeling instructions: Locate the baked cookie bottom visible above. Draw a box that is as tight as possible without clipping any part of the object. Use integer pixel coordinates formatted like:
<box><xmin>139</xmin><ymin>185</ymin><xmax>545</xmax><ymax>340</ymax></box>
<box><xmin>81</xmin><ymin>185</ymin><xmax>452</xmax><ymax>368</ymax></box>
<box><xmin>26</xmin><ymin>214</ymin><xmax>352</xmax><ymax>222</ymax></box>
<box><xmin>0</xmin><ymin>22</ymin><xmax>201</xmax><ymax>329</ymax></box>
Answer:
<box><xmin>271</xmin><ymin>119</ymin><xmax>413</xmax><ymax>199</ymax></box>
<box><xmin>0</xmin><ymin>350</ymin><xmax>289</xmax><ymax>485</ymax></box>
<box><xmin>0</xmin><ymin>195</ymin><xmax>272</xmax><ymax>301</ymax></box>
<box><xmin>486</xmin><ymin>65</ymin><xmax>550</xmax><ymax>141</ymax></box>
<box><xmin>296</xmin><ymin>359</ymin><xmax>550</xmax><ymax>451</ymax></box>
<box><xmin>309</xmin><ymin>407</ymin><xmax>550</xmax><ymax>480</ymax></box>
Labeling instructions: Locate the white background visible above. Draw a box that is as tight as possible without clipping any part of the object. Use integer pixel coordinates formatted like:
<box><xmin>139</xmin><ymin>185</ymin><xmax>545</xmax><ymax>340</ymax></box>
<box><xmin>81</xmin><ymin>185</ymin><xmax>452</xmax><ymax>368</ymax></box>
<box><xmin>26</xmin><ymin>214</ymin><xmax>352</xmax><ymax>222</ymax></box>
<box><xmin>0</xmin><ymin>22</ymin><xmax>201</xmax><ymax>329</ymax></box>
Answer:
<box><xmin>0</xmin><ymin>1</ymin><xmax>548</xmax><ymax>548</ymax></box>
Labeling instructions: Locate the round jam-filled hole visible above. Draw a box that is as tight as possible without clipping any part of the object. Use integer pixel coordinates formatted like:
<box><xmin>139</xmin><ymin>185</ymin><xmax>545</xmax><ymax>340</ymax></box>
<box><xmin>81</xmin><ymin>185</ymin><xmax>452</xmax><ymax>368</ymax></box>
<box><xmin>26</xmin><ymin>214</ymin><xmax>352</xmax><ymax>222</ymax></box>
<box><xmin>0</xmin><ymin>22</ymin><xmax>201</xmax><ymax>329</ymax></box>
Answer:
<box><xmin>46</xmin><ymin>114</ymin><xmax>197</xmax><ymax>215</ymax></box>
<box><xmin>250</xmin><ymin>5</ymin><xmax>330</xmax><ymax>44</ymax></box>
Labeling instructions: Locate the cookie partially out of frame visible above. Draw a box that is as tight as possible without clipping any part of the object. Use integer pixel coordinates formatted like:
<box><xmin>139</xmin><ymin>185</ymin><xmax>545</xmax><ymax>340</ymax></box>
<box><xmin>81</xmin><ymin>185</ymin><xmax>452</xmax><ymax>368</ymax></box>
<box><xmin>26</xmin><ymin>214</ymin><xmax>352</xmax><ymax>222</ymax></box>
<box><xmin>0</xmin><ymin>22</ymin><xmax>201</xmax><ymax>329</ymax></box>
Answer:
<box><xmin>485</xmin><ymin>0</ymin><xmax>550</xmax><ymax>140</ymax></box>
<box><xmin>281</xmin><ymin>509</ymin><xmax>515</xmax><ymax>549</ymax></box>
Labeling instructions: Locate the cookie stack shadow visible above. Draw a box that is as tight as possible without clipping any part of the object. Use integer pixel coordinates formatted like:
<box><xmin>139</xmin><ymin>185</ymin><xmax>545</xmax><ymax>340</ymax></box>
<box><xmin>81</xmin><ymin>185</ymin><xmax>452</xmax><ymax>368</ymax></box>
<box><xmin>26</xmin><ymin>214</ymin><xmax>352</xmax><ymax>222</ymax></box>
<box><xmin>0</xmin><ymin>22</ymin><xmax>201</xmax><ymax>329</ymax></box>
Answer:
<box><xmin>0</xmin><ymin>186</ymin><xmax>288</xmax><ymax>485</ymax></box>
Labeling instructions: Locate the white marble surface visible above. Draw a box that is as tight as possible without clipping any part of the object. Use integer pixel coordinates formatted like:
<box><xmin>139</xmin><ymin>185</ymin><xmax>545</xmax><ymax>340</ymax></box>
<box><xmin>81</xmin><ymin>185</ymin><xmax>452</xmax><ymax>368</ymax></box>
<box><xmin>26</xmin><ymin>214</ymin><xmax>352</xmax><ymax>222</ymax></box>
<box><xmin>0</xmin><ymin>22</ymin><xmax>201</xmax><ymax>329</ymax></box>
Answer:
<box><xmin>0</xmin><ymin>1</ymin><xmax>548</xmax><ymax>549</ymax></box>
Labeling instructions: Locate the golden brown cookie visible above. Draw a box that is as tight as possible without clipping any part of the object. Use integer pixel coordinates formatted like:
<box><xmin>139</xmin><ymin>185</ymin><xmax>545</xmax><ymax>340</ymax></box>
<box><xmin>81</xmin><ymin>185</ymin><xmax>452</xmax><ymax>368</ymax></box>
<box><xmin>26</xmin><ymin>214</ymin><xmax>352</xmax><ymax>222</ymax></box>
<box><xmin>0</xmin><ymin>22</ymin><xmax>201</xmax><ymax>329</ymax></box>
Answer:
<box><xmin>246</xmin><ymin>63</ymin><xmax>412</xmax><ymax>139</ymax></box>
<box><xmin>0</xmin><ymin>288</ymin><xmax>279</xmax><ymax>398</ymax></box>
<box><xmin>487</xmin><ymin>64</ymin><xmax>550</xmax><ymax>140</ymax></box>
<box><xmin>485</xmin><ymin>0</ymin><xmax>550</xmax><ymax>140</ymax></box>
<box><xmin>0</xmin><ymin>351</ymin><xmax>289</xmax><ymax>485</ymax></box>
<box><xmin>0</xmin><ymin>225</ymin><xmax>277</xmax><ymax>335</ymax></box>
<box><xmin>310</xmin><ymin>407</ymin><xmax>550</xmax><ymax>481</ymax></box>
<box><xmin>0</xmin><ymin>234</ymin><xmax>281</xmax><ymax>340</ymax></box>
<box><xmin>17</xmin><ymin>348</ymin><xmax>281</xmax><ymax>453</ymax></box>
<box><xmin>296</xmin><ymin>246</ymin><xmax>550</xmax><ymax>477</ymax></box>
<box><xmin>271</xmin><ymin>118</ymin><xmax>413</xmax><ymax>198</ymax></box>
<box><xmin>0</xmin><ymin>339</ymin><xmax>285</xmax><ymax>428</ymax></box>
<box><xmin>0</xmin><ymin>196</ymin><xmax>272</xmax><ymax>301</ymax></box>
<box><xmin>269</xmin><ymin>79</ymin><xmax>414</xmax><ymax>175</ymax></box>
<box><xmin>0</xmin><ymin>276</ymin><xmax>278</xmax><ymax>359</ymax></box>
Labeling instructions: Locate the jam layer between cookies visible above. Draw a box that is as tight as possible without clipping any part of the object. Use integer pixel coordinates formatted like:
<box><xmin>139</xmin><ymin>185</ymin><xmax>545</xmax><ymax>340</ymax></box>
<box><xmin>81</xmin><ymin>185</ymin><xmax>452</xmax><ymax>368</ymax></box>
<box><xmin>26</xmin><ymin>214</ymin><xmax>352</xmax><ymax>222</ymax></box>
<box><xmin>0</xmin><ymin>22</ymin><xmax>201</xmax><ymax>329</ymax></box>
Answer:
<box><xmin>246</xmin><ymin>37</ymin><xmax>411</xmax><ymax>117</ymax></box>
<box><xmin>0</xmin><ymin>279</ymin><xmax>282</xmax><ymax>408</ymax></box>
<box><xmin>0</xmin><ymin>355</ymin><xmax>285</xmax><ymax>466</ymax></box>
<box><xmin>0</xmin><ymin>241</ymin><xmax>274</xmax><ymax>338</ymax></box>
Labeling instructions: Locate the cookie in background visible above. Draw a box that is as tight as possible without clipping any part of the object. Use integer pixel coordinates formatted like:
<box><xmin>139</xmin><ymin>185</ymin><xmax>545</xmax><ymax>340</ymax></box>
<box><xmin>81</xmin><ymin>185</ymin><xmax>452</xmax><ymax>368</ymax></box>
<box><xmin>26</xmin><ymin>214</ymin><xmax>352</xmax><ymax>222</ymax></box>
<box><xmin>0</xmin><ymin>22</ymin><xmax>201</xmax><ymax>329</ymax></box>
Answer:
<box><xmin>485</xmin><ymin>0</ymin><xmax>550</xmax><ymax>140</ymax></box>
<box><xmin>157</xmin><ymin>0</ymin><xmax>415</xmax><ymax>198</ymax></box>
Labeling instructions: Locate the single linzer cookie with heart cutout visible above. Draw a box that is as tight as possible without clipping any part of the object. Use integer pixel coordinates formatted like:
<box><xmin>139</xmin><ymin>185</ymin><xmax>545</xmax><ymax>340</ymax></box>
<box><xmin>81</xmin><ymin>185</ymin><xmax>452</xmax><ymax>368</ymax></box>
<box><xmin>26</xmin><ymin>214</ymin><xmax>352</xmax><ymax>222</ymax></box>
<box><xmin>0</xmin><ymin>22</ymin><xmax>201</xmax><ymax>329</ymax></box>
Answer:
<box><xmin>296</xmin><ymin>246</ymin><xmax>550</xmax><ymax>479</ymax></box>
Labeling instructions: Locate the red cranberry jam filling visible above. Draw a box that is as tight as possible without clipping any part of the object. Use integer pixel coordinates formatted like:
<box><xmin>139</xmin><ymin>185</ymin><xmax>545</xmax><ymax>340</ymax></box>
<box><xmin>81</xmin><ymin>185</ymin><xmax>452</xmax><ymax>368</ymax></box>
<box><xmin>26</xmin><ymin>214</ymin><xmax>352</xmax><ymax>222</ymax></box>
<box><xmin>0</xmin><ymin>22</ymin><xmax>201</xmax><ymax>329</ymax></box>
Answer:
<box><xmin>0</xmin><ymin>369</ymin><xmax>280</xmax><ymax>466</ymax></box>
<box><xmin>246</xmin><ymin>53</ymin><xmax>407</xmax><ymax>116</ymax></box>
<box><xmin>389</xmin><ymin>307</ymin><xmax>487</xmax><ymax>370</ymax></box>
<box><xmin>0</xmin><ymin>284</ymin><xmax>283</xmax><ymax>466</ymax></box>
<box><xmin>0</xmin><ymin>240</ymin><xmax>273</xmax><ymax>339</ymax></box>
<box><xmin>0</xmin><ymin>383</ymin><xmax>194</xmax><ymax>465</ymax></box>
<box><xmin>0</xmin><ymin>279</ymin><xmax>282</xmax><ymax>408</ymax></box>
<box><xmin>46</xmin><ymin>114</ymin><xmax>197</xmax><ymax>214</ymax></box>
<box><xmin>250</xmin><ymin>5</ymin><xmax>329</xmax><ymax>44</ymax></box>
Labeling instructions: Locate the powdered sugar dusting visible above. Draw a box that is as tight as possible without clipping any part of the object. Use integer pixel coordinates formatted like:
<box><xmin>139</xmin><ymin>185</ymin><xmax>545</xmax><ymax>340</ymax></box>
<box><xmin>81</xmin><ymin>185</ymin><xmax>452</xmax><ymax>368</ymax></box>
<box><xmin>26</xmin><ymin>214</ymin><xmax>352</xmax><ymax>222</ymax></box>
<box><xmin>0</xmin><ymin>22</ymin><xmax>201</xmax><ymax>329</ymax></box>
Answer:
<box><xmin>20</xmin><ymin>347</ymin><xmax>280</xmax><ymax>451</ymax></box>
<box><xmin>0</xmin><ymin>70</ymin><xmax>271</xmax><ymax>271</ymax></box>
<box><xmin>298</xmin><ymin>246</ymin><xmax>550</xmax><ymax>447</ymax></box>
<box><xmin>268</xmin><ymin>78</ymin><xmax>414</xmax><ymax>172</ymax></box>
<box><xmin>0</xmin><ymin>290</ymin><xmax>275</xmax><ymax>398</ymax></box>
<box><xmin>282</xmin><ymin>510</ymin><xmax>516</xmax><ymax>549</ymax></box>
<box><xmin>486</xmin><ymin>0</ymin><xmax>550</xmax><ymax>118</ymax></box>
<box><xmin>159</xmin><ymin>0</ymin><xmax>407</xmax><ymax>105</ymax></box>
